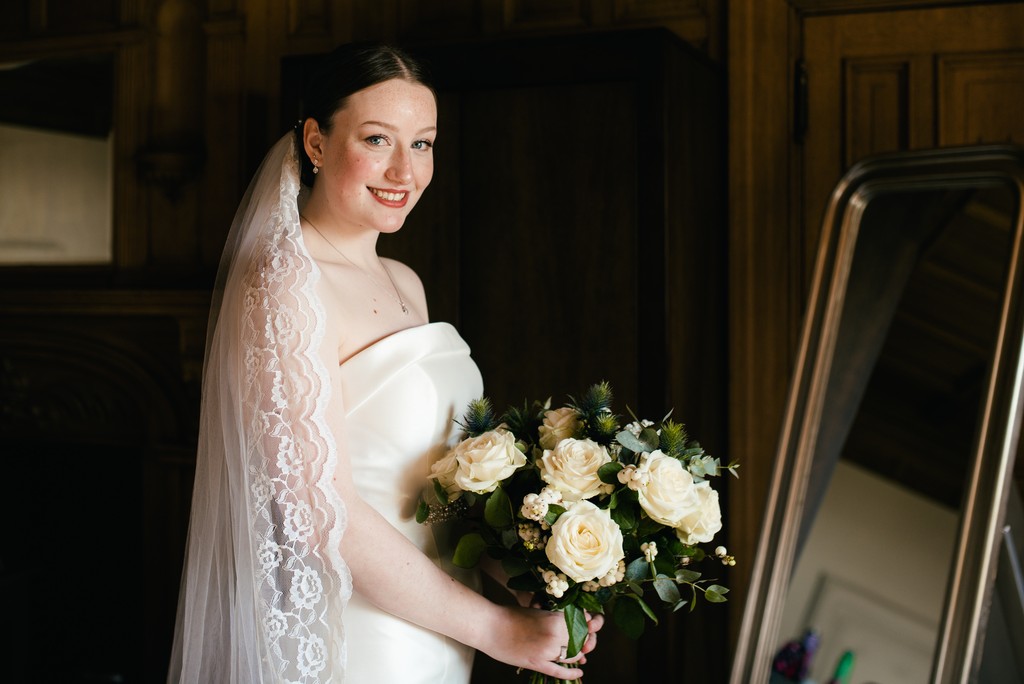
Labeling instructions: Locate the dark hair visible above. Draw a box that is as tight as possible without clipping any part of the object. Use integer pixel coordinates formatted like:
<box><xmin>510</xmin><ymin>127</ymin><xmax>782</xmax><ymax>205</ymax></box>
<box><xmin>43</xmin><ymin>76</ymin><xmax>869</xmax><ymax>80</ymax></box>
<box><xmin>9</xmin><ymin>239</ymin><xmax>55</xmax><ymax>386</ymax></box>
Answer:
<box><xmin>294</xmin><ymin>42</ymin><xmax>433</xmax><ymax>186</ymax></box>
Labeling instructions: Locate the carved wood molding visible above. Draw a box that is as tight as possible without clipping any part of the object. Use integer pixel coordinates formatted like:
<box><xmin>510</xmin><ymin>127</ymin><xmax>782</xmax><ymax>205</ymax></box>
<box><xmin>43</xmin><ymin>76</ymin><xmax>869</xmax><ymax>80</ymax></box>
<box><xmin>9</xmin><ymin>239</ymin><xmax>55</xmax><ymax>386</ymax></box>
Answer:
<box><xmin>0</xmin><ymin>288</ymin><xmax>210</xmax><ymax>383</ymax></box>
<box><xmin>615</xmin><ymin>0</ymin><xmax>708</xmax><ymax>21</ymax></box>
<box><xmin>786</xmin><ymin>0</ymin><xmax>1000</xmax><ymax>15</ymax></box>
<box><xmin>0</xmin><ymin>27</ymin><xmax>145</xmax><ymax>59</ymax></box>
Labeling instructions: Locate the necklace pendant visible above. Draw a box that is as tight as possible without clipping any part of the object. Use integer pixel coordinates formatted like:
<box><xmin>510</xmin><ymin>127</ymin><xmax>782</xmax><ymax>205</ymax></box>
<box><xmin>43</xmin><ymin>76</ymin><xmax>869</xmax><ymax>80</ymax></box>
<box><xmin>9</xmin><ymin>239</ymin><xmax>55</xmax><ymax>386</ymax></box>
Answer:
<box><xmin>401</xmin><ymin>303</ymin><xmax>409</xmax><ymax>314</ymax></box>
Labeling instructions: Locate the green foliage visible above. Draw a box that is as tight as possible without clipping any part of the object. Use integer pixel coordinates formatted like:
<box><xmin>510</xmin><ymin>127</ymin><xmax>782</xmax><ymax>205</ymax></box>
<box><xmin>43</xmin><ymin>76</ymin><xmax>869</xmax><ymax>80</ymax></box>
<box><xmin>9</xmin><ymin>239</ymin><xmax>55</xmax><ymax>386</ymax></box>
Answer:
<box><xmin>612</xmin><ymin>595</ymin><xmax>649</xmax><ymax>639</ymax></box>
<box><xmin>598</xmin><ymin>460</ymin><xmax>623</xmax><ymax>484</ymax></box>
<box><xmin>484</xmin><ymin>486</ymin><xmax>513</xmax><ymax>528</ymax></box>
<box><xmin>432</xmin><ymin>479</ymin><xmax>449</xmax><ymax>505</ymax></box>
<box><xmin>705</xmin><ymin>585</ymin><xmax>729</xmax><ymax>603</ymax></box>
<box><xmin>564</xmin><ymin>603</ymin><xmax>589</xmax><ymax>658</ymax></box>
<box><xmin>452</xmin><ymin>532</ymin><xmax>486</xmax><ymax>568</ymax></box>
<box><xmin>417</xmin><ymin>381</ymin><xmax>739</xmax><ymax>683</ymax></box>
<box><xmin>654</xmin><ymin>573</ymin><xmax>682</xmax><ymax>604</ymax></box>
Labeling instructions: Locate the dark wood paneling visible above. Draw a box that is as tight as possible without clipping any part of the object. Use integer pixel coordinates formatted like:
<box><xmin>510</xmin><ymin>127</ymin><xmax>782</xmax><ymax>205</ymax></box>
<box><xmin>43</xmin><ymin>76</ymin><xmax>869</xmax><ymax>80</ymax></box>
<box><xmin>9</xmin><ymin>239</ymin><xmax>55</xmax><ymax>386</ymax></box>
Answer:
<box><xmin>0</xmin><ymin>290</ymin><xmax>206</xmax><ymax>684</ymax></box>
<box><xmin>385</xmin><ymin>29</ymin><xmax>727</xmax><ymax>683</ymax></box>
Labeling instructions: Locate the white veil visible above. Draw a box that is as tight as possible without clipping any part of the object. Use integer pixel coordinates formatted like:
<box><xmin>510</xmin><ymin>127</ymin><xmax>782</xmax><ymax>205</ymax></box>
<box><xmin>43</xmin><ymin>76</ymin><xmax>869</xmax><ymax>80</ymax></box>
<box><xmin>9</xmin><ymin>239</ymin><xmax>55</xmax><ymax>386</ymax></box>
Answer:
<box><xmin>167</xmin><ymin>133</ymin><xmax>352</xmax><ymax>683</ymax></box>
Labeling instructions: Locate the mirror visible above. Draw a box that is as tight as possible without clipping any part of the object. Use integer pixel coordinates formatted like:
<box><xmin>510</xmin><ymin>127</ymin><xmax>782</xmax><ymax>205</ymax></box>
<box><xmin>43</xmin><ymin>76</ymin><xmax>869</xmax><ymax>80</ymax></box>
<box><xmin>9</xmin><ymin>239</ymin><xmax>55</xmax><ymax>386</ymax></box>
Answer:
<box><xmin>0</xmin><ymin>53</ymin><xmax>114</xmax><ymax>265</ymax></box>
<box><xmin>731</xmin><ymin>145</ymin><xmax>1024</xmax><ymax>684</ymax></box>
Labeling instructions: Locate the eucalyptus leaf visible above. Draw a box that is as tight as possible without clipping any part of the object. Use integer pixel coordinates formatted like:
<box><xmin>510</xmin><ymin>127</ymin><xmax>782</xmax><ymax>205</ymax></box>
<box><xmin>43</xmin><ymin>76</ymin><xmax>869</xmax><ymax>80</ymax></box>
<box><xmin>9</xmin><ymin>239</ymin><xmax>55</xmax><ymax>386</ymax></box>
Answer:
<box><xmin>484</xmin><ymin>487</ymin><xmax>512</xmax><ymax>528</ymax></box>
<box><xmin>625</xmin><ymin>557</ymin><xmax>650</xmax><ymax>582</ymax></box>
<box><xmin>705</xmin><ymin>585</ymin><xmax>729</xmax><ymax>603</ymax></box>
<box><xmin>653</xmin><ymin>574</ymin><xmax>681</xmax><ymax>604</ymax></box>
<box><xmin>452</xmin><ymin>533</ymin><xmax>485</xmax><ymax>568</ymax></box>
<box><xmin>616</xmin><ymin>430</ymin><xmax>648</xmax><ymax>454</ymax></box>
<box><xmin>637</xmin><ymin>426</ymin><xmax>660</xmax><ymax>451</ymax></box>
<box><xmin>676</xmin><ymin>568</ymin><xmax>701</xmax><ymax>583</ymax></box>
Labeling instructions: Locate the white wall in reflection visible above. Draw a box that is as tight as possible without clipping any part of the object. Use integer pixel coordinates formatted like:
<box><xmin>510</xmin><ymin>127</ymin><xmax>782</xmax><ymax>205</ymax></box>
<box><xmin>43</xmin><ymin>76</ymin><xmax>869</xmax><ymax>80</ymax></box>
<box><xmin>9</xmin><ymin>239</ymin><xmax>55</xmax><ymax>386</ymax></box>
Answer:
<box><xmin>780</xmin><ymin>460</ymin><xmax>958</xmax><ymax>683</ymax></box>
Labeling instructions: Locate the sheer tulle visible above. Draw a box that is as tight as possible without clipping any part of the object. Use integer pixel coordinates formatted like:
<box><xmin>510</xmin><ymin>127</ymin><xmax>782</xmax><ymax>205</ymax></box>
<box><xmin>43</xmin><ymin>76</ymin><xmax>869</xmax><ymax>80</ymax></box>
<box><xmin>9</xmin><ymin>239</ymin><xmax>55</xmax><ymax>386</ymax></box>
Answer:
<box><xmin>167</xmin><ymin>134</ymin><xmax>352</xmax><ymax>683</ymax></box>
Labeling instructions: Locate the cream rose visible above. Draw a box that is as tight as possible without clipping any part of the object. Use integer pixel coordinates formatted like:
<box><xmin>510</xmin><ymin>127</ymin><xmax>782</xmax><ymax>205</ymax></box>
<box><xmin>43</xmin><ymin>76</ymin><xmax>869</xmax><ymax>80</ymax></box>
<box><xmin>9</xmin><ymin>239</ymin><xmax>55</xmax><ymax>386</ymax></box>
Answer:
<box><xmin>538</xmin><ymin>437</ymin><xmax>612</xmax><ymax>501</ymax></box>
<box><xmin>545</xmin><ymin>500</ymin><xmax>624</xmax><ymax>583</ymax></box>
<box><xmin>428</xmin><ymin>448</ymin><xmax>463</xmax><ymax>500</ymax></box>
<box><xmin>675</xmin><ymin>480</ymin><xmax>723</xmax><ymax>544</ymax></box>
<box><xmin>636</xmin><ymin>450</ymin><xmax>701</xmax><ymax>528</ymax></box>
<box><xmin>450</xmin><ymin>429</ymin><xmax>527</xmax><ymax>494</ymax></box>
<box><xmin>538</xmin><ymin>406</ymin><xmax>581</xmax><ymax>450</ymax></box>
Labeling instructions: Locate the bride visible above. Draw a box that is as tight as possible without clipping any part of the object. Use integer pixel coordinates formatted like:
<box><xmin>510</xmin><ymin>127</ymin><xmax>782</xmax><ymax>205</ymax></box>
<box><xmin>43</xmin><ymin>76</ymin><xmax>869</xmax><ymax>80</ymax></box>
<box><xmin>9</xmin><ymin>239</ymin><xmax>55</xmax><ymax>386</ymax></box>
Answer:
<box><xmin>166</xmin><ymin>41</ymin><xmax>603</xmax><ymax>683</ymax></box>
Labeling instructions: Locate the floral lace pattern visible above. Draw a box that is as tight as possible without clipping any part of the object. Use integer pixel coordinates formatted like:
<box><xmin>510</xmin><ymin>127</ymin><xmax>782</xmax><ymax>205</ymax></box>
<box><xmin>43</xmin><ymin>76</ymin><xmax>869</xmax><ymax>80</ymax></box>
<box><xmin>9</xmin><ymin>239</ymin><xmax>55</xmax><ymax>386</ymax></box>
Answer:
<box><xmin>168</xmin><ymin>136</ymin><xmax>352</xmax><ymax>684</ymax></box>
<box><xmin>240</xmin><ymin>142</ymin><xmax>351</xmax><ymax>682</ymax></box>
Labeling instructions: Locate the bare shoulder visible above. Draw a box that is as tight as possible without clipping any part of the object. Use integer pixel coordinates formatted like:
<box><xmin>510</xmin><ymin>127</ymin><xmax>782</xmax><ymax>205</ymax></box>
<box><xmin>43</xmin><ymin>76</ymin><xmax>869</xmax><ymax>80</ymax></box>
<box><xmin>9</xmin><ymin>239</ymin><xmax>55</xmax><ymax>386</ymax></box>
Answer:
<box><xmin>381</xmin><ymin>257</ymin><xmax>423</xmax><ymax>288</ymax></box>
<box><xmin>381</xmin><ymin>257</ymin><xmax>427</xmax><ymax>308</ymax></box>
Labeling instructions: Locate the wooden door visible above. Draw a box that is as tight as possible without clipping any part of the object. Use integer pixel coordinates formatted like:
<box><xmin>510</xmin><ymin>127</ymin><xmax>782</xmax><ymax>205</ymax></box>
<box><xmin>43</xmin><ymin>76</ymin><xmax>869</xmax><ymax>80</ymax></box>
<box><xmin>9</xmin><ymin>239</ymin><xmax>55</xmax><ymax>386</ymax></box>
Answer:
<box><xmin>801</xmin><ymin>3</ymin><xmax>1024</xmax><ymax>288</ymax></box>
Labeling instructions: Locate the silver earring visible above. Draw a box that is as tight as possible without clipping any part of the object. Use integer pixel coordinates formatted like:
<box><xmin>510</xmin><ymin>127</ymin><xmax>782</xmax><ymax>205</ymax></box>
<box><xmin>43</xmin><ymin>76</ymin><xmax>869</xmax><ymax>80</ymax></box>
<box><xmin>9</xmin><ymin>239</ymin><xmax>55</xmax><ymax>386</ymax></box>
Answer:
<box><xmin>311</xmin><ymin>156</ymin><xmax>319</xmax><ymax>174</ymax></box>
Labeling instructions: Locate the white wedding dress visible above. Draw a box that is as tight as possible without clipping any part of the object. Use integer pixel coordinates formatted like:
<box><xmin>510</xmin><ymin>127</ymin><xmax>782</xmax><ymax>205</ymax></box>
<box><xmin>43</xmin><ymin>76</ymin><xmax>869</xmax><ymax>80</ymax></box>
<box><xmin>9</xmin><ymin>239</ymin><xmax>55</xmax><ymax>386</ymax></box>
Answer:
<box><xmin>338</xmin><ymin>321</ymin><xmax>484</xmax><ymax>683</ymax></box>
<box><xmin>168</xmin><ymin>136</ymin><xmax>485</xmax><ymax>684</ymax></box>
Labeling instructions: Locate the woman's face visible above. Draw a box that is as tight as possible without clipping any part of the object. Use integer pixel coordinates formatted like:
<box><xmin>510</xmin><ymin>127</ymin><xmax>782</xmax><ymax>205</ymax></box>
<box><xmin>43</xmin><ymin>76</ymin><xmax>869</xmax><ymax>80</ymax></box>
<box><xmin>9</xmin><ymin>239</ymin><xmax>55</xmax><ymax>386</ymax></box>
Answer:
<box><xmin>315</xmin><ymin>78</ymin><xmax>437</xmax><ymax>235</ymax></box>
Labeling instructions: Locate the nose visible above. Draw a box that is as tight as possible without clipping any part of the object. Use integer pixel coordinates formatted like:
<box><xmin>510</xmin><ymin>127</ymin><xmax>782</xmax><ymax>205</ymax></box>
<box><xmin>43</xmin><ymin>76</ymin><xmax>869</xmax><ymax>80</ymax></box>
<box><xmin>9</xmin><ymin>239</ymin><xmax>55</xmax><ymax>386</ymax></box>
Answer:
<box><xmin>385</xmin><ymin>147</ymin><xmax>413</xmax><ymax>185</ymax></box>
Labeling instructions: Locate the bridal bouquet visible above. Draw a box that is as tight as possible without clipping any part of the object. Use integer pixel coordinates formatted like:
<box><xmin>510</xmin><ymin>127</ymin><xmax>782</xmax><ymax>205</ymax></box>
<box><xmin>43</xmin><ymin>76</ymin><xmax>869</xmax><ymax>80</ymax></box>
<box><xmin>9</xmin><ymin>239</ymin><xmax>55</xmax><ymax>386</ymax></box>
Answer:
<box><xmin>417</xmin><ymin>382</ymin><xmax>738</xmax><ymax>683</ymax></box>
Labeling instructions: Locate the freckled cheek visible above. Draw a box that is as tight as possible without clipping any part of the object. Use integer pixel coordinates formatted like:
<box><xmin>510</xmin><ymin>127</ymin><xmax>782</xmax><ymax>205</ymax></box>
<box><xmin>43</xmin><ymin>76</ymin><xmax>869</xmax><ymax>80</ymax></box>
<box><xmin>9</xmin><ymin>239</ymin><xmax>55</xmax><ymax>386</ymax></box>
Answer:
<box><xmin>418</xmin><ymin>161</ymin><xmax>435</xmax><ymax>189</ymax></box>
<box><xmin>340</xmin><ymin>152</ymin><xmax>377</xmax><ymax>176</ymax></box>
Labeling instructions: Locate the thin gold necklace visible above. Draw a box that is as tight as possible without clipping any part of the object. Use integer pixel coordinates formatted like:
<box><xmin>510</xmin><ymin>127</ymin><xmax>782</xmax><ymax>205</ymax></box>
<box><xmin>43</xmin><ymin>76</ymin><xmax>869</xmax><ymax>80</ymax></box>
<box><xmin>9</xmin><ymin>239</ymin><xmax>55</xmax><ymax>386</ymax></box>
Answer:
<box><xmin>301</xmin><ymin>214</ymin><xmax>409</xmax><ymax>314</ymax></box>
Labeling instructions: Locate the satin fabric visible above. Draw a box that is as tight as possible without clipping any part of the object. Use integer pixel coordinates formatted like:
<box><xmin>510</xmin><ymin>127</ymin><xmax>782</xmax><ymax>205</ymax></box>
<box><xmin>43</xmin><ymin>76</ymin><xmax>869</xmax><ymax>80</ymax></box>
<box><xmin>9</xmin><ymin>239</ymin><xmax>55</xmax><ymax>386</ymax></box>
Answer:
<box><xmin>338</xmin><ymin>322</ymin><xmax>484</xmax><ymax>683</ymax></box>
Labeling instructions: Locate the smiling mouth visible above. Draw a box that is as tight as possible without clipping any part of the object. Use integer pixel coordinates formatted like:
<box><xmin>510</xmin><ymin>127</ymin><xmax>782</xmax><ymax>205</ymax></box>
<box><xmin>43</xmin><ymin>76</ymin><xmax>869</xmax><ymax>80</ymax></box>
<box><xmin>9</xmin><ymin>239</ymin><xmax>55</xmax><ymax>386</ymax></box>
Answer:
<box><xmin>370</xmin><ymin>187</ymin><xmax>408</xmax><ymax>202</ymax></box>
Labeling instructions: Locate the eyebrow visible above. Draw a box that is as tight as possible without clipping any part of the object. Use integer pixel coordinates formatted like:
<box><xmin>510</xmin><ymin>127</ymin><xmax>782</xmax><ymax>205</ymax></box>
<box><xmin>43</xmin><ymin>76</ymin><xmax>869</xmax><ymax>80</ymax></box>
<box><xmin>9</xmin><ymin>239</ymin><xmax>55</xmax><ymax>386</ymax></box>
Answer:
<box><xmin>361</xmin><ymin>120</ymin><xmax>437</xmax><ymax>135</ymax></box>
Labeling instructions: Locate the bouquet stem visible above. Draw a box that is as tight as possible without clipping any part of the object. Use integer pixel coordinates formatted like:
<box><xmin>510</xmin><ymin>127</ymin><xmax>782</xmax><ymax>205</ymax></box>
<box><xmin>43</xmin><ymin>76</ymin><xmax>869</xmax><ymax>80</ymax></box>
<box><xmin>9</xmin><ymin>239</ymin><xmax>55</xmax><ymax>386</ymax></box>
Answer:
<box><xmin>527</xmin><ymin>663</ymin><xmax>580</xmax><ymax>684</ymax></box>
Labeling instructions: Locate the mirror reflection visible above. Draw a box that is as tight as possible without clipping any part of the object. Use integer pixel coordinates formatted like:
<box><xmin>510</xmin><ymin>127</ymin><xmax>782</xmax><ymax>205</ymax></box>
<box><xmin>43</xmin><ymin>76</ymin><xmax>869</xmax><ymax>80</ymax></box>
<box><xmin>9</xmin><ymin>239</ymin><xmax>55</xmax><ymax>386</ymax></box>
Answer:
<box><xmin>0</xmin><ymin>53</ymin><xmax>114</xmax><ymax>265</ymax></box>
<box><xmin>776</xmin><ymin>184</ymin><xmax>1015</xmax><ymax>683</ymax></box>
<box><xmin>731</xmin><ymin>146</ymin><xmax>1024</xmax><ymax>684</ymax></box>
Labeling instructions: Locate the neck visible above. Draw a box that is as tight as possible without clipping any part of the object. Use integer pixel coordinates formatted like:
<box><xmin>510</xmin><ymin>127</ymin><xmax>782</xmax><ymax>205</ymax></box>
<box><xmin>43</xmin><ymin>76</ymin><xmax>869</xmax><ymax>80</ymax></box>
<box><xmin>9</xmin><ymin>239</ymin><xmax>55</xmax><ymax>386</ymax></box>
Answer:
<box><xmin>300</xmin><ymin>211</ymin><xmax>380</xmax><ymax>268</ymax></box>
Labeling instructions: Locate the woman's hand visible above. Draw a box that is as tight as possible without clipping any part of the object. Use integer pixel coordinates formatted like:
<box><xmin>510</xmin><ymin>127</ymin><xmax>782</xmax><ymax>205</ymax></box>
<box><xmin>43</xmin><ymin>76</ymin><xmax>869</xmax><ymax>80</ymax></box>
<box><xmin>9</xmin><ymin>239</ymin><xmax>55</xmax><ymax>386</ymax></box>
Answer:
<box><xmin>475</xmin><ymin>605</ymin><xmax>605</xmax><ymax>680</ymax></box>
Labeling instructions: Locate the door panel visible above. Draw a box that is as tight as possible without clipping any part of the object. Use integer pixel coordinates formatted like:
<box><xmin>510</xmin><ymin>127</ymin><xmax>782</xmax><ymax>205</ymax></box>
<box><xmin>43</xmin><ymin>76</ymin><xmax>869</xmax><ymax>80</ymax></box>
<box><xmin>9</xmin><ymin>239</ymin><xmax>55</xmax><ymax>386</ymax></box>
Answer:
<box><xmin>802</xmin><ymin>3</ymin><xmax>1024</xmax><ymax>289</ymax></box>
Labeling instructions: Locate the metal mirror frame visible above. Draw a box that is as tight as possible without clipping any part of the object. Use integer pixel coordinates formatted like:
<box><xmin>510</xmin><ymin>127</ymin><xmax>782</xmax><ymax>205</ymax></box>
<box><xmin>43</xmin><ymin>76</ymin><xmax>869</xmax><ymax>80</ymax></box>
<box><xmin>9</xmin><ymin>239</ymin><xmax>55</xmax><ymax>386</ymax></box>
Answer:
<box><xmin>730</xmin><ymin>144</ymin><xmax>1024</xmax><ymax>684</ymax></box>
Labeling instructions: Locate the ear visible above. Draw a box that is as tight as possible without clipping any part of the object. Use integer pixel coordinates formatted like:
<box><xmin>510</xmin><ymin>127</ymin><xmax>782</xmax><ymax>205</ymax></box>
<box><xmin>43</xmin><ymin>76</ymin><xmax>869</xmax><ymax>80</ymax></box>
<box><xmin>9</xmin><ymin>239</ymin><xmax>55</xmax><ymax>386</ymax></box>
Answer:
<box><xmin>302</xmin><ymin>118</ymin><xmax>324</xmax><ymax>164</ymax></box>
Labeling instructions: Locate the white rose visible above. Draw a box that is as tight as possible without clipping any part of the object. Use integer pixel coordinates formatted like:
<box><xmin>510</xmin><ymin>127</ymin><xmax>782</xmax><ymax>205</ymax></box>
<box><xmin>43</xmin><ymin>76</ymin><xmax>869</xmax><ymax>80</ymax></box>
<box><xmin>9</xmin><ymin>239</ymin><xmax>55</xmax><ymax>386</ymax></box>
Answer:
<box><xmin>538</xmin><ymin>437</ymin><xmax>613</xmax><ymax>502</ymax></box>
<box><xmin>636</xmin><ymin>450</ymin><xmax>700</xmax><ymax>528</ymax></box>
<box><xmin>675</xmin><ymin>480</ymin><xmax>723</xmax><ymax>544</ymax></box>
<box><xmin>451</xmin><ymin>429</ymin><xmax>527</xmax><ymax>494</ymax></box>
<box><xmin>538</xmin><ymin>407</ymin><xmax>581</xmax><ymax>450</ymax></box>
<box><xmin>428</xmin><ymin>448</ymin><xmax>463</xmax><ymax>500</ymax></box>
<box><xmin>545</xmin><ymin>500</ymin><xmax>624</xmax><ymax>583</ymax></box>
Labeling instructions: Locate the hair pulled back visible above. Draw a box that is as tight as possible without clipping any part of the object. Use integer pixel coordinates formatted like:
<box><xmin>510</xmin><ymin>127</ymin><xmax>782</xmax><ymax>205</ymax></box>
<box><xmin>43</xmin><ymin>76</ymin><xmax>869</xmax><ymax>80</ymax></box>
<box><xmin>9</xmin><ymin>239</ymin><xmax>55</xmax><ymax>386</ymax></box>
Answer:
<box><xmin>294</xmin><ymin>42</ymin><xmax>433</xmax><ymax>187</ymax></box>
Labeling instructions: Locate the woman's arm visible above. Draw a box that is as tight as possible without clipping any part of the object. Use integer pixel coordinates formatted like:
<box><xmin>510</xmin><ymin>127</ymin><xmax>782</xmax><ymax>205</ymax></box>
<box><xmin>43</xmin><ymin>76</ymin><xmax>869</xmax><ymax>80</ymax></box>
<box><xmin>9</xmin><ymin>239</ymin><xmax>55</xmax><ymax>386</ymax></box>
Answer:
<box><xmin>332</xmin><ymin>470</ymin><xmax>601</xmax><ymax>678</ymax></box>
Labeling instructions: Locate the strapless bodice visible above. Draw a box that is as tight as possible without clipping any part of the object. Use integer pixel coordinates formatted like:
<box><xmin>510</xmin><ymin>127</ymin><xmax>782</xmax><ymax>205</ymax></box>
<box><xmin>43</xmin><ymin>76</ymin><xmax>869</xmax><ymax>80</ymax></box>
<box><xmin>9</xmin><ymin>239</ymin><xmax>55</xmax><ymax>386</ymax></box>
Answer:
<box><xmin>336</xmin><ymin>322</ymin><xmax>483</xmax><ymax>683</ymax></box>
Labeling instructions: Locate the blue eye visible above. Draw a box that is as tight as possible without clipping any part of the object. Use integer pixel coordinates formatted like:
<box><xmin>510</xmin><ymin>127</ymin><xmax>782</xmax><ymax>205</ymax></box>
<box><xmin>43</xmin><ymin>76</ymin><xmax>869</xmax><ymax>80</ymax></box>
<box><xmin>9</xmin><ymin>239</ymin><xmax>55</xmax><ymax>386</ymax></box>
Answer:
<box><xmin>412</xmin><ymin>140</ymin><xmax>433</xmax><ymax>151</ymax></box>
<box><xmin>366</xmin><ymin>135</ymin><xmax>388</xmax><ymax>146</ymax></box>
